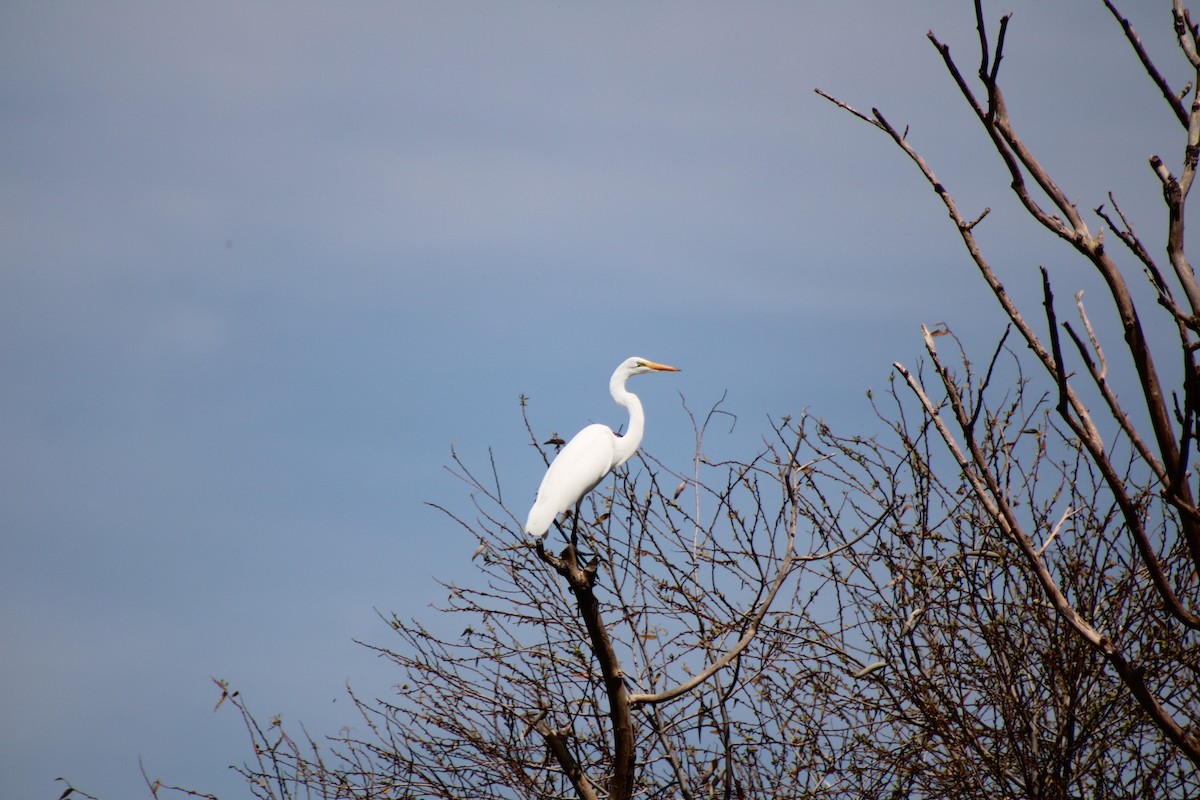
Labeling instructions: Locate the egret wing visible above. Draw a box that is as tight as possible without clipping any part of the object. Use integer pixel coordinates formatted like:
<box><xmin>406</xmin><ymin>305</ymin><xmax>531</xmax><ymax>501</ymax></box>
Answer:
<box><xmin>524</xmin><ymin>424</ymin><xmax>616</xmax><ymax>537</ymax></box>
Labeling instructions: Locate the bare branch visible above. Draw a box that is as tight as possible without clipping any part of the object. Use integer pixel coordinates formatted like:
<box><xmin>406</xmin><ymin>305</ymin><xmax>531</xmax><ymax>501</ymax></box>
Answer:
<box><xmin>1174</xmin><ymin>0</ymin><xmax>1200</xmax><ymax>69</ymax></box>
<box><xmin>1035</xmin><ymin>505</ymin><xmax>1076</xmax><ymax>556</ymax></box>
<box><xmin>535</xmin><ymin>539</ymin><xmax>636</xmax><ymax>800</ymax></box>
<box><xmin>1103</xmin><ymin>0</ymin><xmax>1190</xmax><ymax>125</ymax></box>
<box><xmin>812</xmin><ymin>87</ymin><xmax>882</xmax><ymax>129</ymax></box>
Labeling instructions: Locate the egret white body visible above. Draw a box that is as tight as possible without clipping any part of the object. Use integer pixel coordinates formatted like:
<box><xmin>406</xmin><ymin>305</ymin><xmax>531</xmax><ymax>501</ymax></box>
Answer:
<box><xmin>524</xmin><ymin>357</ymin><xmax>679</xmax><ymax>539</ymax></box>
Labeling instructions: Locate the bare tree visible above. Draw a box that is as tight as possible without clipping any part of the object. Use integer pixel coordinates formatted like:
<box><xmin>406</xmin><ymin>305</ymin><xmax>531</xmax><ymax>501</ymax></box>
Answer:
<box><xmin>195</xmin><ymin>403</ymin><xmax>888</xmax><ymax>800</ymax></box>
<box><xmin>818</xmin><ymin>0</ymin><xmax>1200</xmax><ymax>784</ymax></box>
<box><xmin>186</xmin><ymin>379</ymin><xmax>1197</xmax><ymax>798</ymax></box>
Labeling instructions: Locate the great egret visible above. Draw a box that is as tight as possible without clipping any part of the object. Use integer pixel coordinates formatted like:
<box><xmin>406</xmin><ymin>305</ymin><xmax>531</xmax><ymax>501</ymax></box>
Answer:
<box><xmin>524</xmin><ymin>356</ymin><xmax>679</xmax><ymax>539</ymax></box>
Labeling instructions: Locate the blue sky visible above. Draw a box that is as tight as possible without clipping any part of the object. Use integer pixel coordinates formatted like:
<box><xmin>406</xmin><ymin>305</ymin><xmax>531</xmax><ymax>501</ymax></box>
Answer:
<box><xmin>1</xmin><ymin>2</ymin><xmax>1182</xmax><ymax>797</ymax></box>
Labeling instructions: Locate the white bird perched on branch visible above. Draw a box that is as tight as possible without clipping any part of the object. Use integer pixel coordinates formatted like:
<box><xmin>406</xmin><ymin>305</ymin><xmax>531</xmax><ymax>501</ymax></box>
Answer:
<box><xmin>524</xmin><ymin>356</ymin><xmax>679</xmax><ymax>540</ymax></box>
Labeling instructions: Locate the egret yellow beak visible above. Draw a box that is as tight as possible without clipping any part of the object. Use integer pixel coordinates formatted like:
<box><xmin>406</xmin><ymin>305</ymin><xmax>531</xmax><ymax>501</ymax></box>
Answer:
<box><xmin>641</xmin><ymin>360</ymin><xmax>680</xmax><ymax>372</ymax></box>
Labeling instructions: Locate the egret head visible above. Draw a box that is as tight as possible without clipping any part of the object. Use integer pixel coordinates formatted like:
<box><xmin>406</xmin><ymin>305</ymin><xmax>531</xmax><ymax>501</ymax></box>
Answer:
<box><xmin>623</xmin><ymin>357</ymin><xmax>680</xmax><ymax>377</ymax></box>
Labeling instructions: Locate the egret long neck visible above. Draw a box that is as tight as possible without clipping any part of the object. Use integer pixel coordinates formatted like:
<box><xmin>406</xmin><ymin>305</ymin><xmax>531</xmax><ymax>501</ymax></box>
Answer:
<box><xmin>610</xmin><ymin>373</ymin><xmax>645</xmax><ymax>468</ymax></box>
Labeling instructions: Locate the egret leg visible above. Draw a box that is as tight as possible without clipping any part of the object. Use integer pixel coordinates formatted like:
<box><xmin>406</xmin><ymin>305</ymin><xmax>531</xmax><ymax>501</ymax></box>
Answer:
<box><xmin>570</xmin><ymin>501</ymin><xmax>582</xmax><ymax>550</ymax></box>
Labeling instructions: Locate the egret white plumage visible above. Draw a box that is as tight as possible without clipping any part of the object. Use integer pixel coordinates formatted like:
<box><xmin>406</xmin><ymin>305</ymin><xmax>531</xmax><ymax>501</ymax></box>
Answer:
<box><xmin>524</xmin><ymin>357</ymin><xmax>679</xmax><ymax>539</ymax></box>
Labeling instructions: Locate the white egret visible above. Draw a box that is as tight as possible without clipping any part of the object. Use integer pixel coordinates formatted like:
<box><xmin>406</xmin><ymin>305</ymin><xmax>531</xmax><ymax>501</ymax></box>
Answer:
<box><xmin>524</xmin><ymin>357</ymin><xmax>680</xmax><ymax>539</ymax></box>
